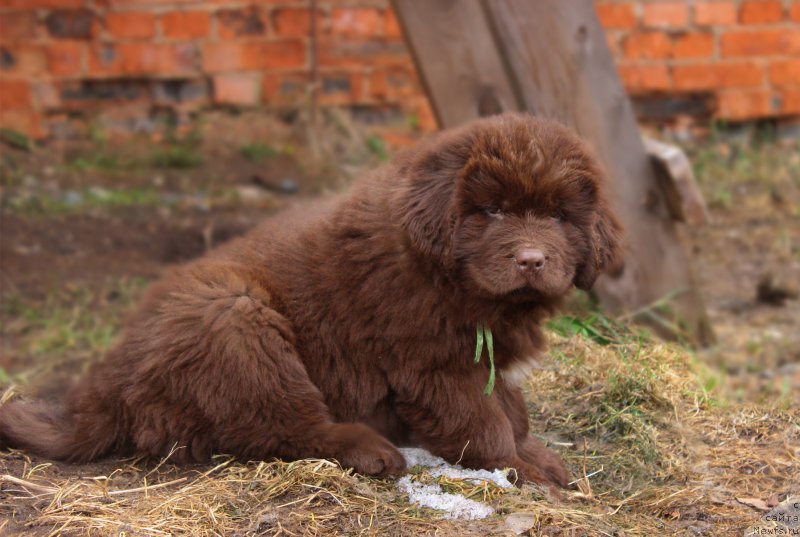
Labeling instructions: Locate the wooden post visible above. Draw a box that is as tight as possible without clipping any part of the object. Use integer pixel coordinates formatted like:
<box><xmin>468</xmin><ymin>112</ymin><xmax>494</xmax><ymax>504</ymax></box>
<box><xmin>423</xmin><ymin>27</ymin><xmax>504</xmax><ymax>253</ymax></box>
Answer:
<box><xmin>392</xmin><ymin>0</ymin><xmax>714</xmax><ymax>345</ymax></box>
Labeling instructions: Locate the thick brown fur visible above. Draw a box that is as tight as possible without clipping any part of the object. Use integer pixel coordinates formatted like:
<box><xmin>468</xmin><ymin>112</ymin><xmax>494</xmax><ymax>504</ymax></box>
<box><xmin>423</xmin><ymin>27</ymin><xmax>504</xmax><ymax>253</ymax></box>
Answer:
<box><xmin>0</xmin><ymin>114</ymin><xmax>623</xmax><ymax>491</ymax></box>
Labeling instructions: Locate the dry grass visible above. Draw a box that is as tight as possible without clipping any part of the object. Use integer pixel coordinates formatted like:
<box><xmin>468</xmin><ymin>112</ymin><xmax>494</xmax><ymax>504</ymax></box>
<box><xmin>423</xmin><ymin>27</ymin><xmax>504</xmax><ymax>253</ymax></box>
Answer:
<box><xmin>2</xmin><ymin>319</ymin><xmax>798</xmax><ymax>536</ymax></box>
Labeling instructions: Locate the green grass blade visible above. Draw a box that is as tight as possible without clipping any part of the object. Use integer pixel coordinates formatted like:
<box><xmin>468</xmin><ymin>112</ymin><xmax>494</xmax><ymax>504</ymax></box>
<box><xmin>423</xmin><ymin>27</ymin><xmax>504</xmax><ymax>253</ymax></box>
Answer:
<box><xmin>484</xmin><ymin>326</ymin><xmax>496</xmax><ymax>396</ymax></box>
<box><xmin>474</xmin><ymin>322</ymin><xmax>484</xmax><ymax>363</ymax></box>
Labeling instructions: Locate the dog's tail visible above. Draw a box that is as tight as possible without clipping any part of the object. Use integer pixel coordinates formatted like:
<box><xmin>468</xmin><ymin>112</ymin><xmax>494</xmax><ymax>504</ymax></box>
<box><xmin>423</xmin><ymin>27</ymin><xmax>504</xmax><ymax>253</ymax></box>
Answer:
<box><xmin>0</xmin><ymin>397</ymin><xmax>119</xmax><ymax>462</ymax></box>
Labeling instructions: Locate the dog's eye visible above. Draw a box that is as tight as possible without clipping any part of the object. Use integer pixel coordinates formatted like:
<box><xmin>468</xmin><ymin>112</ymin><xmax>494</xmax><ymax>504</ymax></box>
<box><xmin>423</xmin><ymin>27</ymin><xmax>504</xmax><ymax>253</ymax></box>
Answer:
<box><xmin>551</xmin><ymin>210</ymin><xmax>566</xmax><ymax>223</ymax></box>
<box><xmin>484</xmin><ymin>206</ymin><xmax>503</xmax><ymax>219</ymax></box>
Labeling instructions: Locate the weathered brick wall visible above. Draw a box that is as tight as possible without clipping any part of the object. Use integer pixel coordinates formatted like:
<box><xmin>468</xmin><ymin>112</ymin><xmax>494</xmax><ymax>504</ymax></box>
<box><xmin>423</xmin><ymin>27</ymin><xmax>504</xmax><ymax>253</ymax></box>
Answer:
<box><xmin>0</xmin><ymin>0</ymin><xmax>798</xmax><ymax>139</ymax></box>
<box><xmin>601</xmin><ymin>0</ymin><xmax>800</xmax><ymax>122</ymax></box>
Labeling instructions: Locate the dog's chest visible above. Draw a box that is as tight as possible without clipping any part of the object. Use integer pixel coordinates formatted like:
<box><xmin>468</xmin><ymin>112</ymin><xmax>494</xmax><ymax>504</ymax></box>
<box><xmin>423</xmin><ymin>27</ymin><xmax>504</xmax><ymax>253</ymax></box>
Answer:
<box><xmin>500</xmin><ymin>354</ymin><xmax>541</xmax><ymax>388</ymax></box>
<box><xmin>490</xmin><ymin>324</ymin><xmax>545</xmax><ymax>388</ymax></box>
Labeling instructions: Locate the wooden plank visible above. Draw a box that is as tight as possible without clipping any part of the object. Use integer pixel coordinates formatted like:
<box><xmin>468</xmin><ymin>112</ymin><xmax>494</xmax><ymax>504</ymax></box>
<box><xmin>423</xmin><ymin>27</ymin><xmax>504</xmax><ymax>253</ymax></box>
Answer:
<box><xmin>391</xmin><ymin>0</ymin><xmax>521</xmax><ymax>127</ymax></box>
<box><xmin>391</xmin><ymin>0</ymin><xmax>714</xmax><ymax>344</ymax></box>
<box><xmin>644</xmin><ymin>138</ymin><xmax>710</xmax><ymax>226</ymax></box>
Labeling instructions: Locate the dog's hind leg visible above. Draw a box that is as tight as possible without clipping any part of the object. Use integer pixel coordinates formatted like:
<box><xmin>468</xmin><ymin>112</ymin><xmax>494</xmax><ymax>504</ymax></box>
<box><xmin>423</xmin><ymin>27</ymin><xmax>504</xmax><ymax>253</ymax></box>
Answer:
<box><xmin>118</xmin><ymin>264</ymin><xmax>406</xmax><ymax>476</ymax></box>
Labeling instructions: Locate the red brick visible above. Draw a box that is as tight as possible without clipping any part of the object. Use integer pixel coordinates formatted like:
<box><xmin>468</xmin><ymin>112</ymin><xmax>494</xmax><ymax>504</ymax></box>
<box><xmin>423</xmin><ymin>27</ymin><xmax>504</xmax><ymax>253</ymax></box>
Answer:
<box><xmin>162</xmin><ymin>11</ymin><xmax>210</xmax><ymax>39</ymax></box>
<box><xmin>319</xmin><ymin>71</ymin><xmax>364</xmax><ymax>105</ymax></box>
<box><xmin>596</xmin><ymin>3</ymin><xmax>637</xmax><ymax>30</ymax></box>
<box><xmin>90</xmin><ymin>43</ymin><xmax>199</xmax><ymax>75</ymax></box>
<box><xmin>0</xmin><ymin>108</ymin><xmax>43</xmax><ymax>139</ymax></box>
<box><xmin>318</xmin><ymin>38</ymin><xmax>409</xmax><ymax>68</ymax></box>
<box><xmin>217</xmin><ymin>6</ymin><xmax>266</xmax><ymax>39</ymax></box>
<box><xmin>769</xmin><ymin>59</ymin><xmax>800</xmax><ymax>87</ymax></box>
<box><xmin>106</xmin><ymin>12</ymin><xmax>156</xmax><ymax>40</ymax></box>
<box><xmin>206</xmin><ymin>0</ymin><xmax>279</xmax><ymax>3</ymax></box>
<box><xmin>32</xmin><ymin>82</ymin><xmax>60</xmax><ymax>109</ymax></box>
<box><xmin>263</xmin><ymin>69</ymin><xmax>366</xmax><ymax>106</ymax></box>
<box><xmin>623</xmin><ymin>32</ymin><xmax>672</xmax><ymax>60</ymax></box>
<box><xmin>0</xmin><ymin>0</ymin><xmax>83</xmax><ymax>8</ymax></box>
<box><xmin>722</xmin><ymin>29</ymin><xmax>800</xmax><ymax>56</ymax></box>
<box><xmin>213</xmin><ymin>73</ymin><xmax>260</xmax><ymax>106</ymax></box>
<box><xmin>370</xmin><ymin>65</ymin><xmax>417</xmax><ymax>101</ymax></box>
<box><xmin>617</xmin><ymin>64</ymin><xmax>671</xmax><ymax>93</ymax></box>
<box><xmin>0</xmin><ymin>79</ymin><xmax>32</xmax><ymax>109</ymax></box>
<box><xmin>1</xmin><ymin>45</ymin><xmax>46</xmax><ymax>77</ymax></box>
<box><xmin>716</xmin><ymin>90</ymin><xmax>777</xmax><ymax>120</ymax></box>
<box><xmin>710</xmin><ymin>62</ymin><xmax>765</xmax><ymax>88</ymax></box>
<box><xmin>272</xmin><ymin>8</ymin><xmax>314</xmax><ymax>37</ymax></box>
<box><xmin>792</xmin><ymin>3</ymin><xmax>800</xmax><ymax>22</ymax></box>
<box><xmin>332</xmin><ymin>8</ymin><xmax>382</xmax><ymax>37</ymax></box>
<box><xmin>672</xmin><ymin>63</ymin><xmax>717</xmax><ymax>91</ymax></box>
<box><xmin>46</xmin><ymin>41</ymin><xmax>86</xmax><ymax>77</ymax></box>
<box><xmin>205</xmin><ymin>0</ymin><xmax>298</xmax><ymax>5</ymax></box>
<box><xmin>643</xmin><ymin>3</ymin><xmax>688</xmax><ymax>28</ymax></box>
<box><xmin>203</xmin><ymin>40</ymin><xmax>306</xmax><ymax>72</ymax></box>
<box><xmin>779</xmin><ymin>89</ymin><xmax>800</xmax><ymax>114</ymax></box>
<box><xmin>385</xmin><ymin>9</ymin><xmax>402</xmax><ymax>38</ymax></box>
<box><xmin>673</xmin><ymin>62</ymin><xmax>764</xmax><ymax>90</ymax></box>
<box><xmin>694</xmin><ymin>2</ymin><xmax>737</xmax><ymax>26</ymax></box>
<box><xmin>0</xmin><ymin>12</ymin><xmax>38</xmax><ymax>43</ymax></box>
<box><xmin>262</xmin><ymin>71</ymin><xmax>309</xmax><ymax>106</ymax></box>
<box><xmin>45</xmin><ymin>9</ymin><xmax>98</xmax><ymax>40</ymax></box>
<box><xmin>739</xmin><ymin>0</ymin><xmax>784</xmax><ymax>24</ymax></box>
<box><xmin>787</xmin><ymin>27</ymin><xmax>800</xmax><ymax>53</ymax></box>
<box><xmin>107</xmin><ymin>0</ymin><xmax>203</xmax><ymax>5</ymax></box>
<box><xmin>672</xmin><ymin>32</ymin><xmax>715</xmax><ymax>58</ymax></box>
<box><xmin>409</xmin><ymin>95</ymin><xmax>437</xmax><ymax>131</ymax></box>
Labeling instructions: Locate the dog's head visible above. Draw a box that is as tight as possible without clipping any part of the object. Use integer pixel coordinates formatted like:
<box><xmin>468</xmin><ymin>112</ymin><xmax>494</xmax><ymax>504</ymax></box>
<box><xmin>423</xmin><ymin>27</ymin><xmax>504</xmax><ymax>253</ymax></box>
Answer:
<box><xmin>396</xmin><ymin>114</ymin><xmax>624</xmax><ymax>301</ymax></box>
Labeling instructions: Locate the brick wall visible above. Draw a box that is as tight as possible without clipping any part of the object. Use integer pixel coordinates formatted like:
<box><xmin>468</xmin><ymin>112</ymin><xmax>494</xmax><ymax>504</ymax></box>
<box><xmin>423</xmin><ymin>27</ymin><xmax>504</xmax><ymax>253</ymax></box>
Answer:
<box><xmin>0</xmin><ymin>0</ymin><xmax>798</xmax><ymax>139</ymax></box>
<box><xmin>602</xmin><ymin>0</ymin><xmax>800</xmax><ymax>122</ymax></box>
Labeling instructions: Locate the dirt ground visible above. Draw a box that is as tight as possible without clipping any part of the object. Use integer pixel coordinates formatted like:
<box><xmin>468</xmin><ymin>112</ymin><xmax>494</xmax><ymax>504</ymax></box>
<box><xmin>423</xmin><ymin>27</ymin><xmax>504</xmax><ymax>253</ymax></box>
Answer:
<box><xmin>0</xmin><ymin>112</ymin><xmax>798</xmax><ymax>536</ymax></box>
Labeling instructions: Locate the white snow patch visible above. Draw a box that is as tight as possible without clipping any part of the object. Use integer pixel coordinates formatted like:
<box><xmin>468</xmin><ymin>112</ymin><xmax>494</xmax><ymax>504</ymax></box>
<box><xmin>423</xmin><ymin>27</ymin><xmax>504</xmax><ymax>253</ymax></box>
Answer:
<box><xmin>396</xmin><ymin>447</ymin><xmax>514</xmax><ymax>520</ymax></box>
<box><xmin>397</xmin><ymin>476</ymin><xmax>495</xmax><ymax>520</ymax></box>
<box><xmin>399</xmin><ymin>447</ymin><xmax>514</xmax><ymax>489</ymax></box>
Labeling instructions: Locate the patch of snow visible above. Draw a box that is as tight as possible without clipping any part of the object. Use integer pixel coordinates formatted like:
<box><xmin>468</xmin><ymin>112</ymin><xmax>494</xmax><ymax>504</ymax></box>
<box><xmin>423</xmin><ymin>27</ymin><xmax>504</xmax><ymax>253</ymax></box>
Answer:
<box><xmin>396</xmin><ymin>476</ymin><xmax>495</xmax><ymax>520</ymax></box>
<box><xmin>396</xmin><ymin>447</ymin><xmax>515</xmax><ymax>520</ymax></box>
<box><xmin>399</xmin><ymin>447</ymin><xmax>449</xmax><ymax>468</ymax></box>
<box><xmin>399</xmin><ymin>447</ymin><xmax>513</xmax><ymax>489</ymax></box>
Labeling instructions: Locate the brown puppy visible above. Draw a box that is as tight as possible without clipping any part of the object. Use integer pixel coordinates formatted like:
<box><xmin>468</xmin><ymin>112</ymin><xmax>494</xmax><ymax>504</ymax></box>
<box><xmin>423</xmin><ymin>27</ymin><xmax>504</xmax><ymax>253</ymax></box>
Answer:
<box><xmin>0</xmin><ymin>114</ymin><xmax>623</xmax><ymax>490</ymax></box>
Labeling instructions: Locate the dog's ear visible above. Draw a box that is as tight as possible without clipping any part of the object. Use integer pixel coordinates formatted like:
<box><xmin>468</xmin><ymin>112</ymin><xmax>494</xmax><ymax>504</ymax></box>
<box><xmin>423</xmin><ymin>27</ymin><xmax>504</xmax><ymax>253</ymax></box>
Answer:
<box><xmin>395</xmin><ymin>133</ymin><xmax>473</xmax><ymax>264</ymax></box>
<box><xmin>574</xmin><ymin>198</ymin><xmax>625</xmax><ymax>291</ymax></box>
<box><xmin>396</xmin><ymin>152</ymin><xmax>459</xmax><ymax>263</ymax></box>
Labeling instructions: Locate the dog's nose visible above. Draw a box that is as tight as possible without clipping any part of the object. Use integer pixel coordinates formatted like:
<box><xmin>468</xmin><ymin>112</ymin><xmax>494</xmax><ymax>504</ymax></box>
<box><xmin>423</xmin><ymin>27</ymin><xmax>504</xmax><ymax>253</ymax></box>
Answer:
<box><xmin>515</xmin><ymin>248</ymin><xmax>546</xmax><ymax>271</ymax></box>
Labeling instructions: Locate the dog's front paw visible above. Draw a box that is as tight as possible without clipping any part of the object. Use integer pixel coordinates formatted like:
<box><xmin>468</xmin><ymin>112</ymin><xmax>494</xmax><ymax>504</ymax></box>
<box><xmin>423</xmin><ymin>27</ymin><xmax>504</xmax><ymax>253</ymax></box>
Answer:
<box><xmin>325</xmin><ymin>423</ymin><xmax>407</xmax><ymax>477</ymax></box>
<box><xmin>516</xmin><ymin>436</ymin><xmax>569</xmax><ymax>489</ymax></box>
<box><xmin>538</xmin><ymin>448</ymin><xmax>569</xmax><ymax>489</ymax></box>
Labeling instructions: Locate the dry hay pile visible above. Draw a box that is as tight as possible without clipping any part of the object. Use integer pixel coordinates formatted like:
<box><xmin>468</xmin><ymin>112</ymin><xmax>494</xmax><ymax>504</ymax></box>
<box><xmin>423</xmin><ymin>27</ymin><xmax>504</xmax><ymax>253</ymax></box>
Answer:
<box><xmin>1</xmin><ymin>319</ymin><xmax>798</xmax><ymax>536</ymax></box>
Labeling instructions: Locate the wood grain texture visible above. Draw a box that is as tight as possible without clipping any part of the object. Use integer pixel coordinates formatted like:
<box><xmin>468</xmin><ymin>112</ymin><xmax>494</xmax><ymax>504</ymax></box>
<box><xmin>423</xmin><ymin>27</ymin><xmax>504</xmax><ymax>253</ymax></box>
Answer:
<box><xmin>645</xmin><ymin>138</ymin><xmax>710</xmax><ymax>227</ymax></box>
<box><xmin>392</xmin><ymin>0</ymin><xmax>521</xmax><ymax>127</ymax></box>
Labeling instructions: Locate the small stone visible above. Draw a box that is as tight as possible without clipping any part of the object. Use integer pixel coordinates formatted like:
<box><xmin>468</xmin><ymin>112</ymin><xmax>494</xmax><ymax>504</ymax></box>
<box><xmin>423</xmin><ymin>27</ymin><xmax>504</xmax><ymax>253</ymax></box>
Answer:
<box><xmin>235</xmin><ymin>185</ymin><xmax>270</xmax><ymax>204</ymax></box>
<box><xmin>279</xmin><ymin>178</ymin><xmax>299</xmax><ymax>194</ymax></box>
<box><xmin>88</xmin><ymin>186</ymin><xmax>111</xmax><ymax>200</ymax></box>
<box><xmin>251</xmin><ymin>175</ymin><xmax>299</xmax><ymax>194</ymax></box>
<box><xmin>505</xmin><ymin>513</ymin><xmax>538</xmax><ymax>535</ymax></box>
<box><xmin>64</xmin><ymin>190</ymin><xmax>85</xmax><ymax>206</ymax></box>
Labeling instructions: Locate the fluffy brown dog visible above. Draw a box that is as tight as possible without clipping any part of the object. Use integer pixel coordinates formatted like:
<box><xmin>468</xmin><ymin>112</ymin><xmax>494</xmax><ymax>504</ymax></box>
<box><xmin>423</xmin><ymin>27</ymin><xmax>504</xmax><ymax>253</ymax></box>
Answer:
<box><xmin>0</xmin><ymin>114</ymin><xmax>623</xmax><ymax>491</ymax></box>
